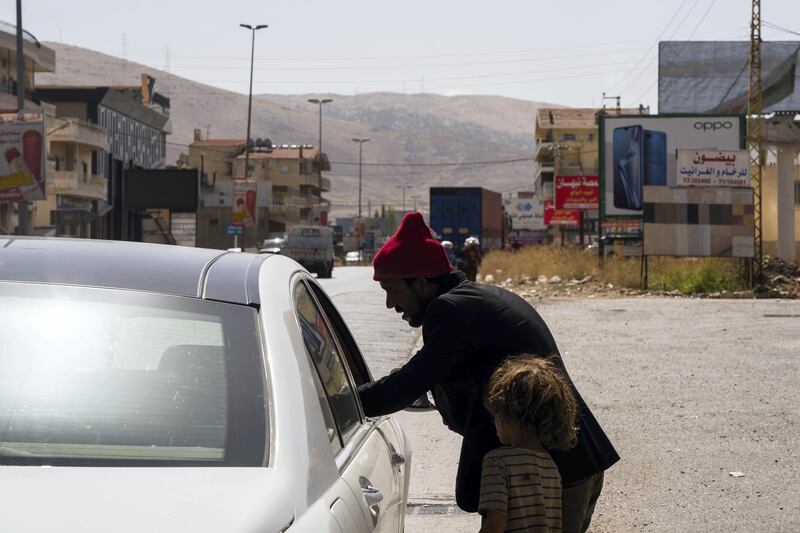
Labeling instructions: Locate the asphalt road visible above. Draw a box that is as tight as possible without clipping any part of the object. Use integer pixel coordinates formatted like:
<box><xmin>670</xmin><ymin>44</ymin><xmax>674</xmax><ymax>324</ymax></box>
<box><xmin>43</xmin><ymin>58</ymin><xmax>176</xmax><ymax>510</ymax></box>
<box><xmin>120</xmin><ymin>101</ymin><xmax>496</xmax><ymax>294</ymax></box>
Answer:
<box><xmin>320</xmin><ymin>267</ymin><xmax>800</xmax><ymax>532</ymax></box>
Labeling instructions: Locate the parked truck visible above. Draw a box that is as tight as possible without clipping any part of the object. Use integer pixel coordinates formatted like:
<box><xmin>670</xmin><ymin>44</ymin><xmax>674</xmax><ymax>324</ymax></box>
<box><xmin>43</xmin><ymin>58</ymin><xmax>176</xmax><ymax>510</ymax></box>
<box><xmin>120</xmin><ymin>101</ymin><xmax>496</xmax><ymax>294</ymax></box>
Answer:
<box><xmin>429</xmin><ymin>187</ymin><xmax>504</xmax><ymax>251</ymax></box>
<box><xmin>283</xmin><ymin>225</ymin><xmax>334</xmax><ymax>278</ymax></box>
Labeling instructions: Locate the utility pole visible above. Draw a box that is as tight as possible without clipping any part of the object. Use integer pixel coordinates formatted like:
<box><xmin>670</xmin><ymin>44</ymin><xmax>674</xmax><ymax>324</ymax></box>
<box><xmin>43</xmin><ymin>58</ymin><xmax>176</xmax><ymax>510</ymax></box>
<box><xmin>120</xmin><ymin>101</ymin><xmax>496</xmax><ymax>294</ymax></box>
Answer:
<box><xmin>747</xmin><ymin>0</ymin><xmax>763</xmax><ymax>284</ymax></box>
<box><xmin>396</xmin><ymin>184</ymin><xmax>412</xmax><ymax>213</ymax></box>
<box><xmin>308</xmin><ymin>98</ymin><xmax>333</xmax><ymax>209</ymax></box>
<box><xmin>240</xmin><ymin>24</ymin><xmax>268</xmax><ymax>180</ymax></box>
<box><xmin>351</xmin><ymin>138</ymin><xmax>369</xmax><ymax>219</ymax></box>
<box><xmin>601</xmin><ymin>92</ymin><xmax>621</xmax><ymax>114</ymax></box>
<box><xmin>15</xmin><ymin>0</ymin><xmax>28</xmax><ymax>235</ymax></box>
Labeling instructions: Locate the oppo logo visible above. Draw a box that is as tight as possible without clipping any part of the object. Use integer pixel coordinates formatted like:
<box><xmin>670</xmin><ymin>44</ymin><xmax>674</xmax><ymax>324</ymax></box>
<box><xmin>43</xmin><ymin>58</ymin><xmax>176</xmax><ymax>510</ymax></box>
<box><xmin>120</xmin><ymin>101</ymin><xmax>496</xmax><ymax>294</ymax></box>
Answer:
<box><xmin>693</xmin><ymin>121</ymin><xmax>733</xmax><ymax>131</ymax></box>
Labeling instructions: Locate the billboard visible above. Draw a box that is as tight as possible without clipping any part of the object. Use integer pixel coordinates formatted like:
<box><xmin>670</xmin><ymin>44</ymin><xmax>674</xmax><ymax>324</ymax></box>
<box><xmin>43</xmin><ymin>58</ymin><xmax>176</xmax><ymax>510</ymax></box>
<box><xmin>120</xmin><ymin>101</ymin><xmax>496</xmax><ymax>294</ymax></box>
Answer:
<box><xmin>643</xmin><ymin>186</ymin><xmax>754</xmax><ymax>257</ymax></box>
<box><xmin>600</xmin><ymin>115</ymin><xmax>745</xmax><ymax>217</ymax></box>
<box><xmin>676</xmin><ymin>149</ymin><xmax>750</xmax><ymax>187</ymax></box>
<box><xmin>659</xmin><ymin>41</ymin><xmax>800</xmax><ymax>114</ymax></box>
<box><xmin>544</xmin><ymin>200</ymin><xmax>580</xmax><ymax>226</ymax></box>
<box><xmin>232</xmin><ymin>179</ymin><xmax>257</xmax><ymax>227</ymax></box>
<box><xmin>125</xmin><ymin>169</ymin><xmax>198</xmax><ymax>211</ymax></box>
<box><xmin>0</xmin><ymin>112</ymin><xmax>45</xmax><ymax>202</ymax></box>
<box><xmin>555</xmin><ymin>175</ymin><xmax>599</xmax><ymax>210</ymax></box>
<box><xmin>503</xmin><ymin>197</ymin><xmax>545</xmax><ymax>231</ymax></box>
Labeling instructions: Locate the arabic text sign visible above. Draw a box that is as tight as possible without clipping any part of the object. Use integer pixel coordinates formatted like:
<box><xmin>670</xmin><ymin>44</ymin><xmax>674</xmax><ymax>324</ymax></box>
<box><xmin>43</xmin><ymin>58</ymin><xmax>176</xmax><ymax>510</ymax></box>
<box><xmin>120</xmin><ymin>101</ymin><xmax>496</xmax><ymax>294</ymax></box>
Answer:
<box><xmin>677</xmin><ymin>149</ymin><xmax>750</xmax><ymax>187</ymax></box>
<box><xmin>555</xmin><ymin>175</ymin><xmax>599</xmax><ymax>210</ymax></box>
<box><xmin>544</xmin><ymin>200</ymin><xmax>580</xmax><ymax>226</ymax></box>
<box><xmin>503</xmin><ymin>197</ymin><xmax>545</xmax><ymax>230</ymax></box>
<box><xmin>0</xmin><ymin>112</ymin><xmax>45</xmax><ymax>202</ymax></box>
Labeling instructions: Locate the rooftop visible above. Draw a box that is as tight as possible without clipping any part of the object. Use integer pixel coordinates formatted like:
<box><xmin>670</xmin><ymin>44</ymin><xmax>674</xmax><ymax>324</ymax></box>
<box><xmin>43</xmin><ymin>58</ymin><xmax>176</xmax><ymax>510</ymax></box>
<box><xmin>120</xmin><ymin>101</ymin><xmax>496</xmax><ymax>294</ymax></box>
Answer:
<box><xmin>236</xmin><ymin>147</ymin><xmax>320</xmax><ymax>160</ymax></box>
<box><xmin>536</xmin><ymin>107</ymin><xmax>644</xmax><ymax>129</ymax></box>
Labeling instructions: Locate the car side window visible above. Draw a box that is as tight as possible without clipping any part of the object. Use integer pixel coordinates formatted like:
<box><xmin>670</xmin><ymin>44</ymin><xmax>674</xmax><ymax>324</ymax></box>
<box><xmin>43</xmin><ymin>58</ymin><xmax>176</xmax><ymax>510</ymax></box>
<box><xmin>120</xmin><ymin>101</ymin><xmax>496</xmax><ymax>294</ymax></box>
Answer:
<box><xmin>293</xmin><ymin>281</ymin><xmax>362</xmax><ymax>451</ymax></box>
<box><xmin>307</xmin><ymin>281</ymin><xmax>372</xmax><ymax>386</ymax></box>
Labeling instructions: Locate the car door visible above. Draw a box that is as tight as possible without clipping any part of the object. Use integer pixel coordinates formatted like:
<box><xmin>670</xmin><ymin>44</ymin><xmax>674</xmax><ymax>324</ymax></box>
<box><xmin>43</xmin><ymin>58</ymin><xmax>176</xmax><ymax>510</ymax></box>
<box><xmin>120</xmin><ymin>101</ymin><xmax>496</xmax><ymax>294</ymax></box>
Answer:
<box><xmin>294</xmin><ymin>278</ymin><xmax>405</xmax><ymax>533</ymax></box>
<box><xmin>306</xmin><ymin>280</ymin><xmax>408</xmax><ymax>532</ymax></box>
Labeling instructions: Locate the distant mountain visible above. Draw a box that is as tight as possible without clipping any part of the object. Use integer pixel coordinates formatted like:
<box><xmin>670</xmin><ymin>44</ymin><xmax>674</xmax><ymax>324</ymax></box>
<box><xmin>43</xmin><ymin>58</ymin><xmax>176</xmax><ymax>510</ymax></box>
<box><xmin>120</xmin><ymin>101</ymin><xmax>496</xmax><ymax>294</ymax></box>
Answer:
<box><xmin>38</xmin><ymin>42</ymin><xmax>557</xmax><ymax>218</ymax></box>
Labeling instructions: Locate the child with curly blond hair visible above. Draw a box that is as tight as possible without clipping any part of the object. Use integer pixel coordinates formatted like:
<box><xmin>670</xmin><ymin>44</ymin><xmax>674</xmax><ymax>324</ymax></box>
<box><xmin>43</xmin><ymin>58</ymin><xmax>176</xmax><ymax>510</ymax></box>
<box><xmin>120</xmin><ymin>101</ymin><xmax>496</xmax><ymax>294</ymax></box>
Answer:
<box><xmin>478</xmin><ymin>356</ymin><xmax>578</xmax><ymax>533</ymax></box>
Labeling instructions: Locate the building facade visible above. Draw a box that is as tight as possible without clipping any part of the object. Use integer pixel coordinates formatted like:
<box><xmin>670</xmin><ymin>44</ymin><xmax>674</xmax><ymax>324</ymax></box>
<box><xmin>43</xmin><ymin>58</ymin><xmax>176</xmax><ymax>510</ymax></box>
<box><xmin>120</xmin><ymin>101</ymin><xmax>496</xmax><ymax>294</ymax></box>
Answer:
<box><xmin>185</xmin><ymin>135</ymin><xmax>330</xmax><ymax>250</ymax></box>
<box><xmin>36</xmin><ymin>86</ymin><xmax>171</xmax><ymax>240</ymax></box>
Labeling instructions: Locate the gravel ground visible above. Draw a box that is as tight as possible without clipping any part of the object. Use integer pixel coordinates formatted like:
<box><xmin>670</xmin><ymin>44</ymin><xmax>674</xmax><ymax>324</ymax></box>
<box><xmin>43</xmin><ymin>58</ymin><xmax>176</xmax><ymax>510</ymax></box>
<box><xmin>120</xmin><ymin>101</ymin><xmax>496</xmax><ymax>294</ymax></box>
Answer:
<box><xmin>532</xmin><ymin>297</ymin><xmax>799</xmax><ymax>532</ymax></box>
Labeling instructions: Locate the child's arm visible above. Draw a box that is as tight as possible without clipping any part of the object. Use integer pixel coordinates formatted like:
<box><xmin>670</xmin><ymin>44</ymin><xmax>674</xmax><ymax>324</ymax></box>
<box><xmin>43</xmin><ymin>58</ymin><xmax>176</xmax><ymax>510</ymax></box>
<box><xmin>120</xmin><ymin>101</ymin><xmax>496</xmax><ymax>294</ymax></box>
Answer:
<box><xmin>478</xmin><ymin>511</ymin><xmax>507</xmax><ymax>533</ymax></box>
<box><xmin>477</xmin><ymin>454</ymin><xmax>509</xmax><ymax>533</ymax></box>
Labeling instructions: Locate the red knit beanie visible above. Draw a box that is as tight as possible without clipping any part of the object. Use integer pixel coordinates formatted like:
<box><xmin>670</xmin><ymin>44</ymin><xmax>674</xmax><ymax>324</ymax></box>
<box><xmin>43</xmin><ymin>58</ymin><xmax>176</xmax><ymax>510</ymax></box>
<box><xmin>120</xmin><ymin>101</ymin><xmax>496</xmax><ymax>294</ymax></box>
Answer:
<box><xmin>373</xmin><ymin>212</ymin><xmax>453</xmax><ymax>281</ymax></box>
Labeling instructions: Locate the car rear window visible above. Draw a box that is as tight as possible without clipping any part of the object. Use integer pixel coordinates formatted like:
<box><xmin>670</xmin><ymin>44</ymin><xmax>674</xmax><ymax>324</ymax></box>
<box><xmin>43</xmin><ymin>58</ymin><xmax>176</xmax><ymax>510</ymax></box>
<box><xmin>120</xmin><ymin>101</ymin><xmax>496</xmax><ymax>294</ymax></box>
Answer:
<box><xmin>0</xmin><ymin>282</ymin><xmax>267</xmax><ymax>467</ymax></box>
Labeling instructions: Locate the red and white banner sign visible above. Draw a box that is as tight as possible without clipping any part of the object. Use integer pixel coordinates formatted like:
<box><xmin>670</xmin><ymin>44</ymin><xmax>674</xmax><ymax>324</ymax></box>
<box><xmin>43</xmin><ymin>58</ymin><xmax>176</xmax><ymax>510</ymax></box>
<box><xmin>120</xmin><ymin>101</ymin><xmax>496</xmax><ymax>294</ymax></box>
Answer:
<box><xmin>544</xmin><ymin>200</ymin><xmax>580</xmax><ymax>226</ymax></box>
<box><xmin>555</xmin><ymin>175</ymin><xmax>599</xmax><ymax>210</ymax></box>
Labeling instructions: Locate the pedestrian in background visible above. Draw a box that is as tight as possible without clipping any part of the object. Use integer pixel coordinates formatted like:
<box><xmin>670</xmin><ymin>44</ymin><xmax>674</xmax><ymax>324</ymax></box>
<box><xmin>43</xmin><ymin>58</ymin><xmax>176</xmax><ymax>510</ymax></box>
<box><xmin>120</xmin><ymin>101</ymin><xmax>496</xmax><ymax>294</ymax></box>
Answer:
<box><xmin>478</xmin><ymin>356</ymin><xmax>578</xmax><ymax>533</ymax></box>
<box><xmin>358</xmin><ymin>212</ymin><xmax>618</xmax><ymax>533</ymax></box>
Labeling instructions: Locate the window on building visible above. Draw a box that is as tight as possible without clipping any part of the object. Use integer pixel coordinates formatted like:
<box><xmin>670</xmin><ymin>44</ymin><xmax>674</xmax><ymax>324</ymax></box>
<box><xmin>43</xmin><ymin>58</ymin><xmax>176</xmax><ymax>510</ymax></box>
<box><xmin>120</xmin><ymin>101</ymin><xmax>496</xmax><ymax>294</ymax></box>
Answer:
<box><xmin>587</xmin><ymin>133</ymin><xmax>594</xmax><ymax>141</ymax></box>
<box><xmin>280</xmin><ymin>165</ymin><xmax>289</xmax><ymax>173</ymax></box>
<box><xmin>795</xmin><ymin>180</ymin><xmax>800</xmax><ymax>207</ymax></box>
<box><xmin>91</xmin><ymin>151</ymin><xmax>98</xmax><ymax>176</ymax></box>
<box><xmin>562</xmin><ymin>133</ymin><xmax>576</xmax><ymax>141</ymax></box>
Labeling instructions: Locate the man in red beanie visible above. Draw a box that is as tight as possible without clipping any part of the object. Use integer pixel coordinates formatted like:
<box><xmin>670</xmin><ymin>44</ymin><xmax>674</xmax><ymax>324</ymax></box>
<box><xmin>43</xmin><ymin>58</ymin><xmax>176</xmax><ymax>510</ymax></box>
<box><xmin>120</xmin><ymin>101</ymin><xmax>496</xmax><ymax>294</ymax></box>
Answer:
<box><xmin>358</xmin><ymin>212</ymin><xmax>619</xmax><ymax>533</ymax></box>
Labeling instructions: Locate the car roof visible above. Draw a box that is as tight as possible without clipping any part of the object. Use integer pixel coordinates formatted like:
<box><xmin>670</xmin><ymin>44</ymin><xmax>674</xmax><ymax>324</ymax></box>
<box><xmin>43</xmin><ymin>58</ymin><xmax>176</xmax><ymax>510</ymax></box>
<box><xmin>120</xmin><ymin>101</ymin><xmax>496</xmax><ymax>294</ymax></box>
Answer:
<box><xmin>0</xmin><ymin>237</ymin><xmax>271</xmax><ymax>306</ymax></box>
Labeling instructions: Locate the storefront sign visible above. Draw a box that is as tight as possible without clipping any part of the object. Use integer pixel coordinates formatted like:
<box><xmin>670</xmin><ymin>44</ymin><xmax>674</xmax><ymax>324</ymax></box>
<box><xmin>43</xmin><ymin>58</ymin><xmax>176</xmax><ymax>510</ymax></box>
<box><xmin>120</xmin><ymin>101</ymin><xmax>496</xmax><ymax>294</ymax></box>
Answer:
<box><xmin>676</xmin><ymin>149</ymin><xmax>750</xmax><ymax>187</ymax></box>
<box><xmin>555</xmin><ymin>175</ymin><xmax>599</xmax><ymax>210</ymax></box>
<box><xmin>544</xmin><ymin>200</ymin><xmax>580</xmax><ymax>226</ymax></box>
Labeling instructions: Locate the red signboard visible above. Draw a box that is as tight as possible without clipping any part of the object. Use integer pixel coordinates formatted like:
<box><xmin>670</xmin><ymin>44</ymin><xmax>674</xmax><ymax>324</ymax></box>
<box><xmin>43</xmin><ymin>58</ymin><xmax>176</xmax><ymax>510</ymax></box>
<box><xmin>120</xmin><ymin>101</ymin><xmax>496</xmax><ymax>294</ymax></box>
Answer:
<box><xmin>555</xmin><ymin>175</ymin><xmax>599</xmax><ymax>210</ymax></box>
<box><xmin>544</xmin><ymin>200</ymin><xmax>580</xmax><ymax>226</ymax></box>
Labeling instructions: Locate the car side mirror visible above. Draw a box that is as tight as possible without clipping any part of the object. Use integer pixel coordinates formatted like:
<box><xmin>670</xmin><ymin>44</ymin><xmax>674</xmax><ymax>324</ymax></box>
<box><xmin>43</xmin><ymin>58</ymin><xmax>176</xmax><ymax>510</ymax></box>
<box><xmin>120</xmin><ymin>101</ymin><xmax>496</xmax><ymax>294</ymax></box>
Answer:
<box><xmin>405</xmin><ymin>391</ymin><xmax>436</xmax><ymax>412</ymax></box>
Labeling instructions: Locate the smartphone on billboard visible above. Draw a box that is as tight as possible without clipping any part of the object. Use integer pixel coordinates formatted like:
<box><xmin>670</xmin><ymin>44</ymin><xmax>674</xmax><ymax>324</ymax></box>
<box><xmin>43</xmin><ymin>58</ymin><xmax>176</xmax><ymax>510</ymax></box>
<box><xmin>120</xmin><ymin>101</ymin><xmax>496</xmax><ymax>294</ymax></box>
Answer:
<box><xmin>644</xmin><ymin>130</ymin><xmax>667</xmax><ymax>186</ymax></box>
<box><xmin>613</xmin><ymin>125</ymin><xmax>643</xmax><ymax>210</ymax></box>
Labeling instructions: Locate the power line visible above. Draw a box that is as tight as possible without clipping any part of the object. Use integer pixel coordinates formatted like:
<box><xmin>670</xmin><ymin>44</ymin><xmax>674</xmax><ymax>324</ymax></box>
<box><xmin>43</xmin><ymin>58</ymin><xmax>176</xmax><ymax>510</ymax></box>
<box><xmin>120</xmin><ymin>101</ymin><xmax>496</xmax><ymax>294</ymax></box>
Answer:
<box><xmin>762</xmin><ymin>20</ymin><xmax>800</xmax><ymax>38</ymax></box>
<box><xmin>604</xmin><ymin>0</ymin><xmax>693</xmax><ymax>94</ymax></box>
<box><xmin>632</xmin><ymin>0</ymin><xmax>720</xmax><ymax>105</ymax></box>
<box><xmin>617</xmin><ymin>0</ymin><xmax>703</xmax><ymax>98</ymax></box>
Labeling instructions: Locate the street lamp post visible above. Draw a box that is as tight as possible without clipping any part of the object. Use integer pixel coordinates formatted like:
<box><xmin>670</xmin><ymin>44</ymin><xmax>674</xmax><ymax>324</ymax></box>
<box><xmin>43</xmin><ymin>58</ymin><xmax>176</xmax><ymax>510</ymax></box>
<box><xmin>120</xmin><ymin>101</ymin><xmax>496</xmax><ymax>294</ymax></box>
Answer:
<box><xmin>396</xmin><ymin>184</ymin><xmax>412</xmax><ymax>213</ymax></box>
<box><xmin>240</xmin><ymin>23</ymin><xmax>268</xmax><ymax>180</ymax></box>
<box><xmin>351</xmin><ymin>138</ymin><xmax>370</xmax><ymax>219</ymax></box>
<box><xmin>15</xmin><ymin>0</ymin><xmax>28</xmax><ymax>235</ymax></box>
<box><xmin>308</xmin><ymin>98</ymin><xmax>333</xmax><ymax>207</ymax></box>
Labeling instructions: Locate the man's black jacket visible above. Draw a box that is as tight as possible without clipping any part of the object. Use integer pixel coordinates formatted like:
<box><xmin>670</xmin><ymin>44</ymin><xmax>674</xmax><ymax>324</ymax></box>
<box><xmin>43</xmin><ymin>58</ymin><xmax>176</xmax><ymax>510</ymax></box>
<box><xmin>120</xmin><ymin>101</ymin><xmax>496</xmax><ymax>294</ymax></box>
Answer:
<box><xmin>357</xmin><ymin>271</ymin><xmax>619</xmax><ymax>512</ymax></box>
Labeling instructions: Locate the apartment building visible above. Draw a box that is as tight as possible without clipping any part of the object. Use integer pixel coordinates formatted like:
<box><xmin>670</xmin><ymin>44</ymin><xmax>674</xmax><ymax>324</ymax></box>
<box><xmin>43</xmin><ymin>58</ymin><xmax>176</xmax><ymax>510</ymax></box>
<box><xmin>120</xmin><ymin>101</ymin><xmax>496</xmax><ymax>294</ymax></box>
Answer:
<box><xmin>33</xmin><ymin>116</ymin><xmax>109</xmax><ymax>237</ymax></box>
<box><xmin>185</xmin><ymin>135</ymin><xmax>330</xmax><ymax>249</ymax></box>
<box><xmin>35</xmin><ymin>85</ymin><xmax>172</xmax><ymax>239</ymax></box>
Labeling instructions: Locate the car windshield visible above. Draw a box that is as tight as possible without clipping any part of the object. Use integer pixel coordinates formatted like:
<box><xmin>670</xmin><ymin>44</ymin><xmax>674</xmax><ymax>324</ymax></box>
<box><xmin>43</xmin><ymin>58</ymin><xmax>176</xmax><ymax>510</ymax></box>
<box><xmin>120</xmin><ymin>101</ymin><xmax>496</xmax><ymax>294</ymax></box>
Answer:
<box><xmin>0</xmin><ymin>282</ymin><xmax>267</xmax><ymax>467</ymax></box>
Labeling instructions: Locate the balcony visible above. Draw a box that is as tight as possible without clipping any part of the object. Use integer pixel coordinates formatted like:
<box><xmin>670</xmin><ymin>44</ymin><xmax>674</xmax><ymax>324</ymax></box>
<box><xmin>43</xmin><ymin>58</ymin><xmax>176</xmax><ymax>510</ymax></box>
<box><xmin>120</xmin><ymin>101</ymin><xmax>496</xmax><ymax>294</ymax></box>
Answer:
<box><xmin>48</xmin><ymin>118</ymin><xmax>108</xmax><ymax>150</ymax></box>
<box><xmin>50</xmin><ymin>170</ymin><xmax>107</xmax><ymax>201</ymax></box>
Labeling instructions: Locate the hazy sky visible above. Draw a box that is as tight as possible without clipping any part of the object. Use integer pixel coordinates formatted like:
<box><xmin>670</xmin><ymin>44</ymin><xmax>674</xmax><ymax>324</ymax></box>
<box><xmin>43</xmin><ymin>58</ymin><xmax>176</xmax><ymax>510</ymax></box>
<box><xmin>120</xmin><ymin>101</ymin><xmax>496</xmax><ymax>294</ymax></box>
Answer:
<box><xmin>8</xmin><ymin>0</ymin><xmax>799</xmax><ymax>108</ymax></box>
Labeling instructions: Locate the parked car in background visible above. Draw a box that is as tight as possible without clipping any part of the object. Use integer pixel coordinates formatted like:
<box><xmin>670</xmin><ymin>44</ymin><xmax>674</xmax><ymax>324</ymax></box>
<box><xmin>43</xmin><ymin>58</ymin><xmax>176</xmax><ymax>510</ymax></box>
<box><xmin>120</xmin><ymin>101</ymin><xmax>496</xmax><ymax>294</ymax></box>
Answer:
<box><xmin>259</xmin><ymin>236</ymin><xmax>286</xmax><ymax>254</ymax></box>
<box><xmin>0</xmin><ymin>237</ymin><xmax>410</xmax><ymax>533</ymax></box>
<box><xmin>585</xmin><ymin>235</ymin><xmax>643</xmax><ymax>257</ymax></box>
<box><xmin>284</xmin><ymin>226</ymin><xmax>335</xmax><ymax>278</ymax></box>
<box><xmin>345</xmin><ymin>251</ymin><xmax>364</xmax><ymax>265</ymax></box>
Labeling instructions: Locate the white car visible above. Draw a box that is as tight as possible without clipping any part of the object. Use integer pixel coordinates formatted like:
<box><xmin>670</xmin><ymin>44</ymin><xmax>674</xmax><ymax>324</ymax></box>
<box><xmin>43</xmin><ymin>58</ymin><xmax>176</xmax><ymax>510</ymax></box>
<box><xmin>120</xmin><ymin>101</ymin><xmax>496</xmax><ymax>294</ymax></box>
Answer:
<box><xmin>0</xmin><ymin>237</ymin><xmax>411</xmax><ymax>532</ymax></box>
<box><xmin>345</xmin><ymin>251</ymin><xmax>364</xmax><ymax>265</ymax></box>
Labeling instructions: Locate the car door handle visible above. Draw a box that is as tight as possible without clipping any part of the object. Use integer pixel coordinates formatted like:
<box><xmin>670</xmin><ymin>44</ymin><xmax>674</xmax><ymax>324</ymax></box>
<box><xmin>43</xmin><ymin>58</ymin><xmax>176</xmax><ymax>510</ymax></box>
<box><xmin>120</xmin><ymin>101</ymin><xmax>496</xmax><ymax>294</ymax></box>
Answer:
<box><xmin>360</xmin><ymin>482</ymin><xmax>384</xmax><ymax>526</ymax></box>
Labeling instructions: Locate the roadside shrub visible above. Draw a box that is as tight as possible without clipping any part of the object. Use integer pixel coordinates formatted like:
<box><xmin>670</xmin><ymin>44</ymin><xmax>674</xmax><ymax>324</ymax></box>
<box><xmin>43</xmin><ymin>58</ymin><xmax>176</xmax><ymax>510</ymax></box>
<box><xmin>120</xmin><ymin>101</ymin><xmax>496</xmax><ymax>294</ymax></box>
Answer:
<box><xmin>480</xmin><ymin>246</ymin><xmax>747</xmax><ymax>294</ymax></box>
